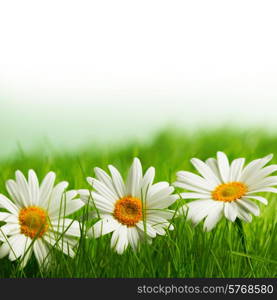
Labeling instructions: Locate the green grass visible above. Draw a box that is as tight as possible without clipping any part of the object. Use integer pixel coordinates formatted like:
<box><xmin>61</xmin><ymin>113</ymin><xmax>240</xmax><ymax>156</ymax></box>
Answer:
<box><xmin>0</xmin><ymin>127</ymin><xmax>276</xmax><ymax>278</ymax></box>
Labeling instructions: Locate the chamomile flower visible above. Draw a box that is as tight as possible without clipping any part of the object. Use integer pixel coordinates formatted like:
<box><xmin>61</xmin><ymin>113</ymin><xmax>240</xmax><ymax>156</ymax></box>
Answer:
<box><xmin>0</xmin><ymin>170</ymin><xmax>85</xmax><ymax>268</ymax></box>
<box><xmin>175</xmin><ymin>152</ymin><xmax>277</xmax><ymax>231</ymax></box>
<box><xmin>79</xmin><ymin>158</ymin><xmax>178</xmax><ymax>254</ymax></box>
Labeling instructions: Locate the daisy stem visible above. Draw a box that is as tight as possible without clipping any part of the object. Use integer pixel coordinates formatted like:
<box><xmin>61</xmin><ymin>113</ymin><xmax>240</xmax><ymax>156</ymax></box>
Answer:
<box><xmin>235</xmin><ymin>219</ymin><xmax>247</xmax><ymax>252</ymax></box>
<box><xmin>235</xmin><ymin>219</ymin><xmax>255</xmax><ymax>275</ymax></box>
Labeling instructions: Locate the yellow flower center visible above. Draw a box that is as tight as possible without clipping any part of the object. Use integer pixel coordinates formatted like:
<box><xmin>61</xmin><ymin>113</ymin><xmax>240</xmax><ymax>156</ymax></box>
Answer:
<box><xmin>212</xmin><ymin>182</ymin><xmax>248</xmax><ymax>202</ymax></box>
<box><xmin>19</xmin><ymin>206</ymin><xmax>49</xmax><ymax>239</ymax></box>
<box><xmin>113</xmin><ymin>196</ymin><xmax>142</xmax><ymax>227</ymax></box>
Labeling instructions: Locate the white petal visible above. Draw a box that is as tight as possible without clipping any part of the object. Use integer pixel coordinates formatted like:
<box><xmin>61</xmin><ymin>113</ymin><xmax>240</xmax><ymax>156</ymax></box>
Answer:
<box><xmin>240</xmin><ymin>154</ymin><xmax>273</xmax><ymax>182</ymax></box>
<box><xmin>127</xmin><ymin>227</ymin><xmax>140</xmax><ymax>250</ymax></box>
<box><xmin>148</xmin><ymin>183</ymin><xmax>171</xmax><ymax>198</ymax></box>
<box><xmin>146</xmin><ymin>215</ymin><xmax>171</xmax><ymax>234</ymax></box>
<box><xmin>39</xmin><ymin>172</ymin><xmax>56</xmax><ymax>207</ymax></box>
<box><xmin>49</xmin><ymin>196</ymin><xmax>84</xmax><ymax>219</ymax></box>
<box><xmin>178</xmin><ymin>199</ymin><xmax>214</xmax><ymax>218</ymax></box>
<box><xmin>179</xmin><ymin>192</ymin><xmax>212</xmax><ymax>199</ymax></box>
<box><xmin>33</xmin><ymin>239</ymin><xmax>50</xmax><ymax>268</ymax></box>
<box><xmin>203</xmin><ymin>202</ymin><xmax>224</xmax><ymax>231</ymax></box>
<box><xmin>88</xmin><ymin>216</ymin><xmax>120</xmax><ymax>238</ymax></box>
<box><xmin>146</xmin><ymin>216</ymin><xmax>168</xmax><ymax>235</ymax></box>
<box><xmin>87</xmin><ymin>177</ymin><xmax>94</xmax><ymax>185</ymax></box>
<box><xmin>148</xmin><ymin>194</ymin><xmax>178</xmax><ymax>209</ymax></box>
<box><xmin>0</xmin><ymin>223</ymin><xmax>20</xmax><ymax>236</ymax></box>
<box><xmin>0</xmin><ymin>212</ymin><xmax>18</xmax><ymax>223</ymax></box>
<box><xmin>90</xmin><ymin>178</ymin><xmax>118</xmax><ymax>203</ymax></box>
<box><xmin>205</xmin><ymin>158</ymin><xmax>221</xmax><ymax>179</ymax></box>
<box><xmin>28</xmin><ymin>170</ymin><xmax>39</xmax><ymax>205</ymax></box>
<box><xmin>247</xmin><ymin>187</ymin><xmax>277</xmax><ymax>194</ymax></box>
<box><xmin>236</xmin><ymin>206</ymin><xmax>252</xmax><ymax>222</ymax></box>
<box><xmin>155</xmin><ymin>195</ymin><xmax>179</xmax><ymax>209</ymax></box>
<box><xmin>189</xmin><ymin>201</ymin><xmax>218</xmax><ymax>225</ymax></box>
<box><xmin>8</xmin><ymin>234</ymin><xmax>31</xmax><ymax>261</ymax></box>
<box><xmin>0</xmin><ymin>232</ymin><xmax>6</xmax><ymax>242</ymax></box>
<box><xmin>15</xmin><ymin>170</ymin><xmax>31</xmax><ymax>206</ymax></box>
<box><xmin>65</xmin><ymin>190</ymin><xmax>77</xmax><ymax>200</ymax></box>
<box><xmin>229</xmin><ymin>158</ymin><xmax>245</xmax><ymax>181</ymax></box>
<box><xmin>244</xmin><ymin>165</ymin><xmax>277</xmax><ymax>186</ymax></box>
<box><xmin>110</xmin><ymin>226</ymin><xmax>120</xmax><ymax>249</ymax></box>
<box><xmin>136</xmin><ymin>221</ymin><xmax>157</xmax><ymax>238</ymax></box>
<box><xmin>93</xmin><ymin>167</ymin><xmax>118</xmax><ymax>195</ymax></box>
<box><xmin>78</xmin><ymin>189</ymin><xmax>90</xmax><ymax>202</ymax></box>
<box><xmin>0</xmin><ymin>242</ymin><xmax>10</xmax><ymax>258</ymax></box>
<box><xmin>149</xmin><ymin>225</ymin><xmax>166</xmax><ymax>235</ymax></box>
<box><xmin>190</xmin><ymin>158</ymin><xmax>221</xmax><ymax>185</ymax></box>
<box><xmin>217</xmin><ymin>152</ymin><xmax>230</xmax><ymax>183</ymax></box>
<box><xmin>51</xmin><ymin>219</ymin><xmax>82</xmax><ymax>237</ymax></box>
<box><xmin>43</xmin><ymin>181</ymin><xmax>68</xmax><ymax>210</ymax></box>
<box><xmin>19</xmin><ymin>244</ymin><xmax>33</xmax><ymax>269</ymax></box>
<box><xmin>243</xmin><ymin>195</ymin><xmax>268</xmax><ymax>205</ymax></box>
<box><xmin>90</xmin><ymin>192</ymin><xmax>114</xmax><ymax>214</ymax></box>
<box><xmin>108</xmin><ymin>165</ymin><xmax>126</xmax><ymax>198</ymax></box>
<box><xmin>237</xmin><ymin>198</ymin><xmax>260</xmax><ymax>216</ymax></box>
<box><xmin>6</xmin><ymin>180</ymin><xmax>23</xmax><ymax>208</ymax></box>
<box><xmin>141</xmin><ymin>167</ymin><xmax>155</xmax><ymax>201</ymax></box>
<box><xmin>147</xmin><ymin>209</ymin><xmax>175</xmax><ymax>220</ymax></box>
<box><xmin>44</xmin><ymin>233</ymin><xmax>75</xmax><ymax>257</ymax></box>
<box><xmin>126</xmin><ymin>158</ymin><xmax>143</xmax><ymax>198</ymax></box>
<box><xmin>248</xmin><ymin>176</ymin><xmax>277</xmax><ymax>190</ymax></box>
<box><xmin>111</xmin><ymin>225</ymin><xmax>128</xmax><ymax>254</ymax></box>
<box><xmin>0</xmin><ymin>194</ymin><xmax>19</xmax><ymax>214</ymax></box>
<box><xmin>176</xmin><ymin>171</ymin><xmax>215</xmax><ymax>191</ymax></box>
<box><xmin>174</xmin><ymin>181</ymin><xmax>211</xmax><ymax>194</ymax></box>
<box><xmin>148</xmin><ymin>185</ymin><xmax>175</xmax><ymax>203</ymax></box>
<box><xmin>146</xmin><ymin>214</ymin><xmax>170</xmax><ymax>226</ymax></box>
<box><xmin>224</xmin><ymin>202</ymin><xmax>237</xmax><ymax>222</ymax></box>
<box><xmin>148</xmin><ymin>182</ymin><xmax>169</xmax><ymax>195</ymax></box>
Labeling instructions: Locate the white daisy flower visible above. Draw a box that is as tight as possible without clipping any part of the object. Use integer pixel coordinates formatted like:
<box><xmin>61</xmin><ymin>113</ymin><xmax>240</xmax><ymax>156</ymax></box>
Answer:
<box><xmin>175</xmin><ymin>152</ymin><xmax>277</xmax><ymax>231</ymax></box>
<box><xmin>79</xmin><ymin>158</ymin><xmax>178</xmax><ymax>254</ymax></box>
<box><xmin>0</xmin><ymin>170</ymin><xmax>85</xmax><ymax>269</ymax></box>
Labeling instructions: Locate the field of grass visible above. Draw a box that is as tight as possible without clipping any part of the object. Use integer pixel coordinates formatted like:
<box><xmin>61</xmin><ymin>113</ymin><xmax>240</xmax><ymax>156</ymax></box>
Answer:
<box><xmin>0</xmin><ymin>128</ymin><xmax>276</xmax><ymax>278</ymax></box>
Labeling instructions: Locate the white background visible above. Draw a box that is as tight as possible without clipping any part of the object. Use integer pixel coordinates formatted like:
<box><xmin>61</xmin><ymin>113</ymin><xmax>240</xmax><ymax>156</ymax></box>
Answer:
<box><xmin>0</xmin><ymin>0</ymin><xmax>277</xmax><ymax>156</ymax></box>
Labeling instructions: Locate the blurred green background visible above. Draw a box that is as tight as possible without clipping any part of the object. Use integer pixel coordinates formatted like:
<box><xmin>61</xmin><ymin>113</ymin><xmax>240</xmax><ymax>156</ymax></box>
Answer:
<box><xmin>1</xmin><ymin>97</ymin><xmax>277</xmax><ymax>160</ymax></box>
<box><xmin>1</xmin><ymin>1</ymin><xmax>277</xmax><ymax>159</ymax></box>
